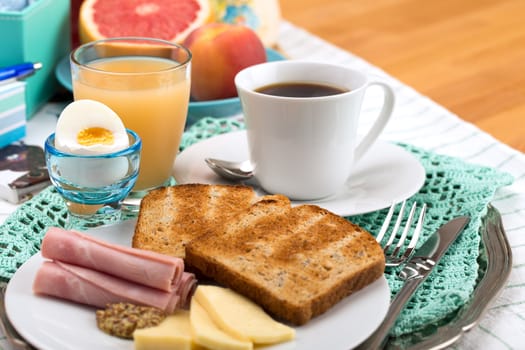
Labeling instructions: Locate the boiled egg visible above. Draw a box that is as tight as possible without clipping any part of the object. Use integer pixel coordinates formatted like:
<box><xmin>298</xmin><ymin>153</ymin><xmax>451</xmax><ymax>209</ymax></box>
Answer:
<box><xmin>55</xmin><ymin>99</ymin><xmax>129</xmax><ymax>155</ymax></box>
<box><xmin>53</xmin><ymin>100</ymin><xmax>132</xmax><ymax>188</ymax></box>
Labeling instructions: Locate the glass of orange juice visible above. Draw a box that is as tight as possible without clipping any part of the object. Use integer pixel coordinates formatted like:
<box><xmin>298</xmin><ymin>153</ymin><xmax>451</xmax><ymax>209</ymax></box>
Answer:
<box><xmin>70</xmin><ymin>37</ymin><xmax>191</xmax><ymax>204</ymax></box>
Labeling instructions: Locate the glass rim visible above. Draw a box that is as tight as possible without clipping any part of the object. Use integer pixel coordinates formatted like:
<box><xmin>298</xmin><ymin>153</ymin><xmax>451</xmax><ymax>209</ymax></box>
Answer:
<box><xmin>70</xmin><ymin>36</ymin><xmax>192</xmax><ymax>75</ymax></box>
<box><xmin>45</xmin><ymin>129</ymin><xmax>142</xmax><ymax>158</ymax></box>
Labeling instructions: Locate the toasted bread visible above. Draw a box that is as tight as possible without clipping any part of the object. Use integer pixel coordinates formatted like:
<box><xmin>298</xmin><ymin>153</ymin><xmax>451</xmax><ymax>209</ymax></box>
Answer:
<box><xmin>185</xmin><ymin>197</ymin><xmax>385</xmax><ymax>325</ymax></box>
<box><xmin>132</xmin><ymin>184</ymin><xmax>259</xmax><ymax>258</ymax></box>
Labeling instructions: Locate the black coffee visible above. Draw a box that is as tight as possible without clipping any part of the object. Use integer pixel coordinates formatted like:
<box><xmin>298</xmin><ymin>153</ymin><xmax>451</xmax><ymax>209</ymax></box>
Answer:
<box><xmin>255</xmin><ymin>82</ymin><xmax>348</xmax><ymax>98</ymax></box>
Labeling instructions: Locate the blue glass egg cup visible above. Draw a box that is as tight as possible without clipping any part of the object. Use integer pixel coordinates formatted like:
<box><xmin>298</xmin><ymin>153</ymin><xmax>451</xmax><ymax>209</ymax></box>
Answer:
<box><xmin>44</xmin><ymin>129</ymin><xmax>141</xmax><ymax>230</ymax></box>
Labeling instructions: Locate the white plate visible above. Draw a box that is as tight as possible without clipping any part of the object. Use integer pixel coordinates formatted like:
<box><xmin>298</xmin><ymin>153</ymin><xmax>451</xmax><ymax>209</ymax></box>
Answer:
<box><xmin>174</xmin><ymin>130</ymin><xmax>426</xmax><ymax>216</ymax></box>
<box><xmin>6</xmin><ymin>220</ymin><xmax>390</xmax><ymax>350</ymax></box>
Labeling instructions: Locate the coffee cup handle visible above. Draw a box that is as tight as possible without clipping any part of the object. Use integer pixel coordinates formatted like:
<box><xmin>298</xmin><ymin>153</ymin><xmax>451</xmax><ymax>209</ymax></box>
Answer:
<box><xmin>354</xmin><ymin>82</ymin><xmax>395</xmax><ymax>161</ymax></box>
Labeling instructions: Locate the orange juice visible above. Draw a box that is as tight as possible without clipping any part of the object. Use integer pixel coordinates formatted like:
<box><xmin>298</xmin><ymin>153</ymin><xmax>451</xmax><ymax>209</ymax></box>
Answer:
<box><xmin>72</xmin><ymin>56</ymin><xmax>190</xmax><ymax>191</ymax></box>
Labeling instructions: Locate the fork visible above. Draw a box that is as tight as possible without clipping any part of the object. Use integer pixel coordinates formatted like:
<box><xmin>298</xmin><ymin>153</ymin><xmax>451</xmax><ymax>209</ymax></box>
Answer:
<box><xmin>376</xmin><ymin>200</ymin><xmax>427</xmax><ymax>267</ymax></box>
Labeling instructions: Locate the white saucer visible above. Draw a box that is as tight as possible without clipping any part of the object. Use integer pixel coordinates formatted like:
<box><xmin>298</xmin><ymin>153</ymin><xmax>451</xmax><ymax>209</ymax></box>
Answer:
<box><xmin>173</xmin><ymin>131</ymin><xmax>426</xmax><ymax>216</ymax></box>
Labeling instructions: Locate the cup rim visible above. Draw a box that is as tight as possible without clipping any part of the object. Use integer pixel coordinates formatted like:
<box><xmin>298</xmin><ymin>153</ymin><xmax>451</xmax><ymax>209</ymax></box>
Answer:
<box><xmin>70</xmin><ymin>36</ymin><xmax>192</xmax><ymax>75</ymax></box>
<box><xmin>235</xmin><ymin>60</ymin><xmax>368</xmax><ymax>100</ymax></box>
<box><xmin>45</xmin><ymin>129</ymin><xmax>142</xmax><ymax>158</ymax></box>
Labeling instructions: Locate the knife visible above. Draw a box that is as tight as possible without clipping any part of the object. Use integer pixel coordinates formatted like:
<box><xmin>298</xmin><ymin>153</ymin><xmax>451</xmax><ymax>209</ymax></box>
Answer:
<box><xmin>356</xmin><ymin>215</ymin><xmax>470</xmax><ymax>349</ymax></box>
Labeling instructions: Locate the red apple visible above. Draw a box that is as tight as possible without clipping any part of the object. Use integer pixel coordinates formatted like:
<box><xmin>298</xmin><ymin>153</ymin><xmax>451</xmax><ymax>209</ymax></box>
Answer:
<box><xmin>184</xmin><ymin>23</ymin><xmax>266</xmax><ymax>101</ymax></box>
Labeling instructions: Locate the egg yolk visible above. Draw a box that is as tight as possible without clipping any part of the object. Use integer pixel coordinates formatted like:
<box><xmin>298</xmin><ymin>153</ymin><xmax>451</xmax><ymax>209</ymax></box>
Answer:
<box><xmin>77</xmin><ymin>127</ymin><xmax>115</xmax><ymax>146</ymax></box>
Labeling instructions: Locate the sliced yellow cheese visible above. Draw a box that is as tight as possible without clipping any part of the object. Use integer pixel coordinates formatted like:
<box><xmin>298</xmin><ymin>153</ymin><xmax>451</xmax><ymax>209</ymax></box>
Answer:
<box><xmin>133</xmin><ymin>310</ymin><xmax>203</xmax><ymax>350</ymax></box>
<box><xmin>190</xmin><ymin>298</ymin><xmax>253</xmax><ymax>350</ymax></box>
<box><xmin>194</xmin><ymin>285</ymin><xmax>295</xmax><ymax>345</ymax></box>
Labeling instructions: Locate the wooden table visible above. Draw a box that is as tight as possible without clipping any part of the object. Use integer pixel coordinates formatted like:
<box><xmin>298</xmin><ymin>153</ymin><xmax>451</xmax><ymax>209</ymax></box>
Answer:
<box><xmin>280</xmin><ymin>0</ymin><xmax>525</xmax><ymax>153</ymax></box>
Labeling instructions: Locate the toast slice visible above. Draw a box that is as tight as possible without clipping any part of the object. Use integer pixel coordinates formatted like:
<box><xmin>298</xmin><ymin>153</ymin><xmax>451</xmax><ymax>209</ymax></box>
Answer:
<box><xmin>185</xmin><ymin>197</ymin><xmax>385</xmax><ymax>325</ymax></box>
<box><xmin>132</xmin><ymin>184</ymin><xmax>259</xmax><ymax>258</ymax></box>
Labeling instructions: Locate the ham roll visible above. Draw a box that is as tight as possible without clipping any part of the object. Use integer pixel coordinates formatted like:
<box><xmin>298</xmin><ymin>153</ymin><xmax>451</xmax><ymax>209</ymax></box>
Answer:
<box><xmin>33</xmin><ymin>261</ymin><xmax>183</xmax><ymax>312</ymax></box>
<box><xmin>33</xmin><ymin>227</ymin><xmax>197</xmax><ymax>313</ymax></box>
<box><xmin>40</xmin><ymin>227</ymin><xmax>184</xmax><ymax>292</ymax></box>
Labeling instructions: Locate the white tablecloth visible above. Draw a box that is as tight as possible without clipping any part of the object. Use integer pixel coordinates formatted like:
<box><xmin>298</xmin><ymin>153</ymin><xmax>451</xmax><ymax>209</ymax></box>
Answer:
<box><xmin>1</xmin><ymin>21</ymin><xmax>524</xmax><ymax>349</ymax></box>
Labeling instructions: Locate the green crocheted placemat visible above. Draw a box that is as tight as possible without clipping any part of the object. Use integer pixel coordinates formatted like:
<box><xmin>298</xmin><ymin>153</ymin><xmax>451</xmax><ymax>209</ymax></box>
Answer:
<box><xmin>0</xmin><ymin>117</ymin><xmax>513</xmax><ymax>338</ymax></box>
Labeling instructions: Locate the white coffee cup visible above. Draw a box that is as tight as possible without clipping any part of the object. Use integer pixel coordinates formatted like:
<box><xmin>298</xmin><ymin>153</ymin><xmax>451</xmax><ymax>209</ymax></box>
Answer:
<box><xmin>235</xmin><ymin>60</ymin><xmax>395</xmax><ymax>200</ymax></box>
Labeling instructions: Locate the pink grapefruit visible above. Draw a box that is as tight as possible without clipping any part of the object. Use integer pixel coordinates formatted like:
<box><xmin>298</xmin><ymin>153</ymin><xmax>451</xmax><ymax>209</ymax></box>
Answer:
<box><xmin>78</xmin><ymin>0</ymin><xmax>211</xmax><ymax>44</ymax></box>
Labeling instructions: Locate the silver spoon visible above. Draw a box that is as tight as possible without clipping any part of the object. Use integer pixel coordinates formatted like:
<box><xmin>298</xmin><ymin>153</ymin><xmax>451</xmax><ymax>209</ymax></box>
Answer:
<box><xmin>204</xmin><ymin>158</ymin><xmax>254</xmax><ymax>181</ymax></box>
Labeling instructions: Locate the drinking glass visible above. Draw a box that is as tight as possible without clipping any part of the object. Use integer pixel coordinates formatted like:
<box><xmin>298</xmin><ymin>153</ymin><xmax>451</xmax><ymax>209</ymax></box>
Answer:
<box><xmin>70</xmin><ymin>37</ymin><xmax>192</xmax><ymax>203</ymax></box>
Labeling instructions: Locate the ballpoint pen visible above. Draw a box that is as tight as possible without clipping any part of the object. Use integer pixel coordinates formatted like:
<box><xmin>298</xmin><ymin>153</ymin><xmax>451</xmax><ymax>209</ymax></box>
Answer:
<box><xmin>0</xmin><ymin>62</ymin><xmax>42</xmax><ymax>82</ymax></box>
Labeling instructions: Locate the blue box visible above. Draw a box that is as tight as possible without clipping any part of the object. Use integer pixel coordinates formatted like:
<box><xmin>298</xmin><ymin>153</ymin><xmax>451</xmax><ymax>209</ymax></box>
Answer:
<box><xmin>0</xmin><ymin>0</ymin><xmax>70</xmax><ymax>118</ymax></box>
<box><xmin>0</xmin><ymin>81</ymin><xmax>26</xmax><ymax>148</ymax></box>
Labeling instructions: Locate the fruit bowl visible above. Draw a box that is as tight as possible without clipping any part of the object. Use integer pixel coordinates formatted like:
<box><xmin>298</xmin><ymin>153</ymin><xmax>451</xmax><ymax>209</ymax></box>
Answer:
<box><xmin>55</xmin><ymin>47</ymin><xmax>285</xmax><ymax>128</ymax></box>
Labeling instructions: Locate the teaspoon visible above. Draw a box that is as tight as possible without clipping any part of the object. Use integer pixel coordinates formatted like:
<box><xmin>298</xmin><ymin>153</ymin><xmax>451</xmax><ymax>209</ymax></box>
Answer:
<box><xmin>204</xmin><ymin>158</ymin><xmax>254</xmax><ymax>181</ymax></box>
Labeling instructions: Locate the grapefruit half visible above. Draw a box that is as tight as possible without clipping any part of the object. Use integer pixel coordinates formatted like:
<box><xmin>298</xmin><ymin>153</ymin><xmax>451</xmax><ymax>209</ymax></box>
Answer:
<box><xmin>78</xmin><ymin>0</ymin><xmax>211</xmax><ymax>44</ymax></box>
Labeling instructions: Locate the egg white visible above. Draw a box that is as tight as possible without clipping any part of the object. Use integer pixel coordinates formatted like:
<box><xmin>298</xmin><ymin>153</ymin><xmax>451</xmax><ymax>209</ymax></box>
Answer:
<box><xmin>55</xmin><ymin>99</ymin><xmax>129</xmax><ymax>156</ymax></box>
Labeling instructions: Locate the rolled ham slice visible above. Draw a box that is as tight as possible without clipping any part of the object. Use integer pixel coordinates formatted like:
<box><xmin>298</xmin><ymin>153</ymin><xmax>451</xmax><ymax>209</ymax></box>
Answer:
<box><xmin>33</xmin><ymin>261</ymin><xmax>197</xmax><ymax>313</ymax></box>
<box><xmin>176</xmin><ymin>270</ymin><xmax>198</xmax><ymax>309</ymax></box>
<box><xmin>40</xmin><ymin>227</ymin><xmax>184</xmax><ymax>292</ymax></box>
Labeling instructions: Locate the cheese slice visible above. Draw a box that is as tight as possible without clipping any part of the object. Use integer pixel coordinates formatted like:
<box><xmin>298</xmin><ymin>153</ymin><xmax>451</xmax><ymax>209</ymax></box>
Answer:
<box><xmin>190</xmin><ymin>298</ymin><xmax>253</xmax><ymax>350</ymax></box>
<box><xmin>133</xmin><ymin>310</ymin><xmax>203</xmax><ymax>350</ymax></box>
<box><xmin>194</xmin><ymin>285</ymin><xmax>295</xmax><ymax>344</ymax></box>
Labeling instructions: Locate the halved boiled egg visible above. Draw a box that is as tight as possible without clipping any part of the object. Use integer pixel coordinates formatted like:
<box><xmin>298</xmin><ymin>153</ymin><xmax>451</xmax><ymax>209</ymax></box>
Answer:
<box><xmin>53</xmin><ymin>99</ymin><xmax>133</xmax><ymax>188</ymax></box>
<box><xmin>55</xmin><ymin>99</ymin><xmax>129</xmax><ymax>155</ymax></box>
